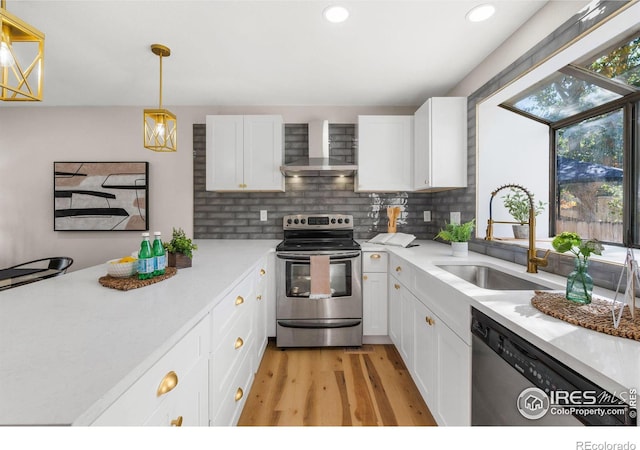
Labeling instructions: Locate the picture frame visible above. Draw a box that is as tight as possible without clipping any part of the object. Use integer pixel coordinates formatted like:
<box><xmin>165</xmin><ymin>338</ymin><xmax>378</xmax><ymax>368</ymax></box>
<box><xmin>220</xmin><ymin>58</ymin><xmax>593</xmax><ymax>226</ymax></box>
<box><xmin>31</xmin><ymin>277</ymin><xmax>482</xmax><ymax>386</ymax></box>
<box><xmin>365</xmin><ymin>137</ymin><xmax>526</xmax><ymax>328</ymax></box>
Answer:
<box><xmin>54</xmin><ymin>161</ymin><xmax>149</xmax><ymax>231</ymax></box>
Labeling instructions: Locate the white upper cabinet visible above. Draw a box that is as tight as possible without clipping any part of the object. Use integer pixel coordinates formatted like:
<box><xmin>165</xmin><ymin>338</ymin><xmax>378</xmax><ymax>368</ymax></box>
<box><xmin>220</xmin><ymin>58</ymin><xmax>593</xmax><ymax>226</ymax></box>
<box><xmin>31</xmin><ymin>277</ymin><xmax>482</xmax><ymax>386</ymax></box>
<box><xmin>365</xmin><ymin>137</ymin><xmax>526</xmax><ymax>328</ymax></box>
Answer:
<box><xmin>356</xmin><ymin>115</ymin><xmax>414</xmax><ymax>192</ymax></box>
<box><xmin>206</xmin><ymin>115</ymin><xmax>284</xmax><ymax>192</ymax></box>
<box><xmin>413</xmin><ymin>97</ymin><xmax>467</xmax><ymax>191</ymax></box>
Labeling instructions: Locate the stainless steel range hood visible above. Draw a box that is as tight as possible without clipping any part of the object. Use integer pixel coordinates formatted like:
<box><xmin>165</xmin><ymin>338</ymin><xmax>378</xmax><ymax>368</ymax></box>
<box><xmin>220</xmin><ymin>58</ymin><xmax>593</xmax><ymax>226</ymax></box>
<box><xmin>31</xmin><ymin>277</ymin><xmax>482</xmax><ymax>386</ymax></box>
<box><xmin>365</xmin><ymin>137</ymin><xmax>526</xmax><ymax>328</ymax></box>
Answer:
<box><xmin>280</xmin><ymin>120</ymin><xmax>358</xmax><ymax>176</ymax></box>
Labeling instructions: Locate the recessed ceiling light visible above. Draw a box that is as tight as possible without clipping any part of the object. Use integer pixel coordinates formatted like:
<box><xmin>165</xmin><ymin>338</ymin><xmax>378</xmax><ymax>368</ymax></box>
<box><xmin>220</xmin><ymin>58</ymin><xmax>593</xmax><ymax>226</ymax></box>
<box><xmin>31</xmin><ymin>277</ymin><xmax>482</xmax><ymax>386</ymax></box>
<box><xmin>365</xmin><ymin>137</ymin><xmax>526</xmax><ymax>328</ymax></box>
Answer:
<box><xmin>466</xmin><ymin>4</ymin><xmax>496</xmax><ymax>22</ymax></box>
<box><xmin>323</xmin><ymin>5</ymin><xmax>349</xmax><ymax>23</ymax></box>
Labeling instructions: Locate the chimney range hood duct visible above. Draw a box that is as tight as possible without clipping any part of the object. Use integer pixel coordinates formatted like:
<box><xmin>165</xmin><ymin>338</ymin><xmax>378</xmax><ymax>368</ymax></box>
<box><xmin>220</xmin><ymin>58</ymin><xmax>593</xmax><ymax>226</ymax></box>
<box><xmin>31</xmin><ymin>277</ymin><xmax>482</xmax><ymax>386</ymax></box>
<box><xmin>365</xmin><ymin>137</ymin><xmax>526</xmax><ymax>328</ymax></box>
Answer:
<box><xmin>280</xmin><ymin>120</ymin><xmax>358</xmax><ymax>176</ymax></box>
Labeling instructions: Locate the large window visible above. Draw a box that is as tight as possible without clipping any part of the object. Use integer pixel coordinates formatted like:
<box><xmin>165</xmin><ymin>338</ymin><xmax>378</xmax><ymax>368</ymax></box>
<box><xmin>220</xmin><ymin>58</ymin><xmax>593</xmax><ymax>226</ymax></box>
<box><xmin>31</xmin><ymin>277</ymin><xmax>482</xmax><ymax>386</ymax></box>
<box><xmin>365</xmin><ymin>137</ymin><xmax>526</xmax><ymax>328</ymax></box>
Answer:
<box><xmin>501</xmin><ymin>32</ymin><xmax>640</xmax><ymax>246</ymax></box>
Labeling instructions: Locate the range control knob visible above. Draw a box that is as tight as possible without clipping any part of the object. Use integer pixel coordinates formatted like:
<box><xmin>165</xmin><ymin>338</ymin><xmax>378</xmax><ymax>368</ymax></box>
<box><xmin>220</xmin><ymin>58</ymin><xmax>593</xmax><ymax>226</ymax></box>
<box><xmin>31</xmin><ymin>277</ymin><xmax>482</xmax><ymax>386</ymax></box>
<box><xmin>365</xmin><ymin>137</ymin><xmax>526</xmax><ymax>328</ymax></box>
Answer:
<box><xmin>338</xmin><ymin>218</ymin><xmax>343</xmax><ymax>224</ymax></box>
<box><xmin>301</xmin><ymin>219</ymin><xmax>306</xmax><ymax>224</ymax></box>
<box><xmin>287</xmin><ymin>218</ymin><xmax>292</xmax><ymax>225</ymax></box>
<box><xmin>331</xmin><ymin>218</ymin><xmax>336</xmax><ymax>224</ymax></box>
<box><xmin>294</xmin><ymin>219</ymin><xmax>299</xmax><ymax>224</ymax></box>
<box><xmin>345</xmin><ymin>218</ymin><xmax>350</xmax><ymax>224</ymax></box>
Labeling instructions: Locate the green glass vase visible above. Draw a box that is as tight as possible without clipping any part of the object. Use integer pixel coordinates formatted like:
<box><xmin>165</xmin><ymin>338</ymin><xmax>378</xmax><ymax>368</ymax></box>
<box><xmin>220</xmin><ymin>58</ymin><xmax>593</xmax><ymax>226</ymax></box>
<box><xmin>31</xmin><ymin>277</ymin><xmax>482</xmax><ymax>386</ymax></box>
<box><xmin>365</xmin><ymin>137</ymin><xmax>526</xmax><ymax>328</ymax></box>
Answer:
<box><xmin>565</xmin><ymin>258</ymin><xmax>593</xmax><ymax>305</ymax></box>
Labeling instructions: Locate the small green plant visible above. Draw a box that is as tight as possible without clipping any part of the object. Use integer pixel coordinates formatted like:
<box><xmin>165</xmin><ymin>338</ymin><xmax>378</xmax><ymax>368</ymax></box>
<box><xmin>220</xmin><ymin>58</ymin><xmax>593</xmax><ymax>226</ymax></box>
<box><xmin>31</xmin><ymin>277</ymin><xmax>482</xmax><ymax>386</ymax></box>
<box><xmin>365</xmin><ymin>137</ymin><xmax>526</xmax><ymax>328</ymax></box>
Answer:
<box><xmin>435</xmin><ymin>219</ymin><xmax>475</xmax><ymax>243</ymax></box>
<box><xmin>163</xmin><ymin>227</ymin><xmax>198</xmax><ymax>258</ymax></box>
<box><xmin>551</xmin><ymin>232</ymin><xmax>604</xmax><ymax>261</ymax></box>
<box><xmin>502</xmin><ymin>189</ymin><xmax>546</xmax><ymax>223</ymax></box>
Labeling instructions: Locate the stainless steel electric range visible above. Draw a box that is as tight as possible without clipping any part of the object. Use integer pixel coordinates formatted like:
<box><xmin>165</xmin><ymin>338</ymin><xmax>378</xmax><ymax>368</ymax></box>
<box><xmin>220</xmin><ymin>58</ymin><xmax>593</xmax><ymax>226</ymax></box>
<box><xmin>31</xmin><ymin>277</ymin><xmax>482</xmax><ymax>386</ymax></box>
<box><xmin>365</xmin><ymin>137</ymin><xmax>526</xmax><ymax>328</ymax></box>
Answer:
<box><xmin>275</xmin><ymin>214</ymin><xmax>362</xmax><ymax>348</ymax></box>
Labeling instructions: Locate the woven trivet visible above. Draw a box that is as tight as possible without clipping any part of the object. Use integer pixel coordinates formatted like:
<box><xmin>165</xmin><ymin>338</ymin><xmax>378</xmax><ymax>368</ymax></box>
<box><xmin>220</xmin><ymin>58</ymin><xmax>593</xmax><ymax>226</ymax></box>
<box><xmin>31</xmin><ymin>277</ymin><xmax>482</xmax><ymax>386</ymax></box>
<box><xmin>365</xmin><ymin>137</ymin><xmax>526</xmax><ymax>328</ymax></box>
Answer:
<box><xmin>98</xmin><ymin>266</ymin><xmax>178</xmax><ymax>291</ymax></box>
<box><xmin>531</xmin><ymin>291</ymin><xmax>640</xmax><ymax>341</ymax></box>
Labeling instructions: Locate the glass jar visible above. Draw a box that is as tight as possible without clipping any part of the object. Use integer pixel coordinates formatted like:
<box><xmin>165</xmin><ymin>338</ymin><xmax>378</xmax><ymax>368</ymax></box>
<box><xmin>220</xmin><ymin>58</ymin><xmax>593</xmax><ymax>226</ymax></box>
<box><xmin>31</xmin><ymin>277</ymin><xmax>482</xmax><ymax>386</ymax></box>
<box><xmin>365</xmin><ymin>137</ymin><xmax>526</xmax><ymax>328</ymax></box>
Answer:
<box><xmin>565</xmin><ymin>258</ymin><xmax>593</xmax><ymax>305</ymax></box>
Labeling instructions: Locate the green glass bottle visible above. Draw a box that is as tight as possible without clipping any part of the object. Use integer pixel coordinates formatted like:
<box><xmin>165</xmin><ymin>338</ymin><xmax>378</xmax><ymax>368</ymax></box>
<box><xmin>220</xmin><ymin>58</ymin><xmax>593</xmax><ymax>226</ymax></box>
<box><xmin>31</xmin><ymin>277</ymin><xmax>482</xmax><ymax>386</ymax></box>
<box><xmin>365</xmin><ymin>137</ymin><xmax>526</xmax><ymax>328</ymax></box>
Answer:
<box><xmin>152</xmin><ymin>231</ymin><xmax>166</xmax><ymax>276</ymax></box>
<box><xmin>138</xmin><ymin>232</ymin><xmax>154</xmax><ymax>280</ymax></box>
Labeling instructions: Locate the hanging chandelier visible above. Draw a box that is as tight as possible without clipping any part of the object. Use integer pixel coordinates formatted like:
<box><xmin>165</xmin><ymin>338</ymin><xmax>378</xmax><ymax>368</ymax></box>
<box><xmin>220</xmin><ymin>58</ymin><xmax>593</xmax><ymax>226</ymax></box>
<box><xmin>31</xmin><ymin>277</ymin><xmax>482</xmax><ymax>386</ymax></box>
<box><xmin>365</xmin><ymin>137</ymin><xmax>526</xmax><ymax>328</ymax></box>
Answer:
<box><xmin>0</xmin><ymin>0</ymin><xmax>45</xmax><ymax>101</ymax></box>
<box><xmin>144</xmin><ymin>44</ymin><xmax>177</xmax><ymax>152</ymax></box>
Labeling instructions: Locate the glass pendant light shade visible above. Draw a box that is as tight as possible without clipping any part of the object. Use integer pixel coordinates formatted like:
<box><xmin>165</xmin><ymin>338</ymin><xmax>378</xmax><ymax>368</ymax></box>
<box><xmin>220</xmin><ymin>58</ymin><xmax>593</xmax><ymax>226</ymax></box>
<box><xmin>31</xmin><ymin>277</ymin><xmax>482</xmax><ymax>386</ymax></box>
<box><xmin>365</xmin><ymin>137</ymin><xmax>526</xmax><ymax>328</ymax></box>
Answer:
<box><xmin>0</xmin><ymin>1</ymin><xmax>45</xmax><ymax>101</ymax></box>
<box><xmin>144</xmin><ymin>44</ymin><xmax>177</xmax><ymax>152</ymax></box>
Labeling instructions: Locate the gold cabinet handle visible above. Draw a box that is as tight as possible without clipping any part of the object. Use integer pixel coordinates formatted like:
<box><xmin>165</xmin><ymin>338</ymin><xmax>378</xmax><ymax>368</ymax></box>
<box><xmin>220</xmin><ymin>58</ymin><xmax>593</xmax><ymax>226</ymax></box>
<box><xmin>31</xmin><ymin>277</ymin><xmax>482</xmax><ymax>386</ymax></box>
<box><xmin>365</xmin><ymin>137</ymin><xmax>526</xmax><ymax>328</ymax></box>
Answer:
<box><xmin>235</xmin><ymin>296</ymin><xmax>244</xmax><ymax>306</ymax></box>
<box><xmin>396</xmin><ymin>266</ymin><xmax>402</xmax><ymax>272</ymax></box>
<box><xmin>426</xmin><ymin>316</ymin><xmax>435</xmax><ymax>326</ymax></box>
<box><xmin>256</xmin><ymin>294</ymin><xmax>263</xmax><ymax>301</ymax></box>
<box><xmin>157</xmin><ymin>371</ymin><xmax>178</xmax><ymax>397</ymax></box>
<box><xmin>170</xmin><ymin>416</ymin><xmax>183</xmax><ymax>427</ymax></box>
<box><xmin>235</xmin><ymin>387</ymin><xmax>244</xmax><ymax>402</ymax></box>
<box><xmin>363</xmin><ymin>275</ymin><xmax>368</xmax><ymax>281</ymax></box>
<box><xmin>370</xmin><ymin>254</ymin><xmax>381</xmax><ymax>259</ymax></box>
<box><xmin>394</xmin><ymin>283</ymin><xmax>400</xmax><ymax>290</ymax></box>
<box><xmin>235</xmin><ymin>337</ymin><xmax>244</xmax><ymax>349</ymax></box>
<box><xmin>259</xmin><ymin>268</ymin><xmax>266</xmax><ymax>276</ymax></box>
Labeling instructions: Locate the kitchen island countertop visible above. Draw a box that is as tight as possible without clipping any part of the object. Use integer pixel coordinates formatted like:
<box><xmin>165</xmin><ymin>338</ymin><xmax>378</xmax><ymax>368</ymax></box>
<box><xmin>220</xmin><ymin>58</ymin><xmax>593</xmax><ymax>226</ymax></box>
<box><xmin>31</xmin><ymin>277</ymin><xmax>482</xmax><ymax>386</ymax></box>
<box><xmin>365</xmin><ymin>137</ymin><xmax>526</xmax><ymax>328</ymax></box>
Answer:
<box><xmin>0</xmin><ymin>240</ymin><xmax>279</xmax><ymax>426</ymax></box>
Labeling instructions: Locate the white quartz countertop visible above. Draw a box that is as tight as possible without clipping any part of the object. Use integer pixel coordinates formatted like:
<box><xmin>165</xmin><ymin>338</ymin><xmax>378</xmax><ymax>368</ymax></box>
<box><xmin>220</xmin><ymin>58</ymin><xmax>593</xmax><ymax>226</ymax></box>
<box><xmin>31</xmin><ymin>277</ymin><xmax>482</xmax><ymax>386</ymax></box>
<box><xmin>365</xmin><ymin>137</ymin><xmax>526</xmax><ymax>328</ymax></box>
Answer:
<box><xmin>0</xmin><ymin>240</ymin><xmax>279</xmax><ymax>426</ymax></box>
<box><xmin>362</xmin><ymin>241</ymin><xmax>640</xmax><ymax>399</ymax></box>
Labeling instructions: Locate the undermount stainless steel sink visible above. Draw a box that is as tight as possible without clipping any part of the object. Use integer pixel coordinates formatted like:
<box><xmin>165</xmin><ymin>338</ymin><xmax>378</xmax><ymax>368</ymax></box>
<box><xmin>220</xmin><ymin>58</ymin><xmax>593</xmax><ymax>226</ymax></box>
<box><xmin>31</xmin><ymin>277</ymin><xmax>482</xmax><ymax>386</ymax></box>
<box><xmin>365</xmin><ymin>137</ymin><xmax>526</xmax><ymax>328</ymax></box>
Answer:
<box><xmin>436</xmin><ymin>264</ymin><xmax>554</xmax><ymax>291</ymax></box>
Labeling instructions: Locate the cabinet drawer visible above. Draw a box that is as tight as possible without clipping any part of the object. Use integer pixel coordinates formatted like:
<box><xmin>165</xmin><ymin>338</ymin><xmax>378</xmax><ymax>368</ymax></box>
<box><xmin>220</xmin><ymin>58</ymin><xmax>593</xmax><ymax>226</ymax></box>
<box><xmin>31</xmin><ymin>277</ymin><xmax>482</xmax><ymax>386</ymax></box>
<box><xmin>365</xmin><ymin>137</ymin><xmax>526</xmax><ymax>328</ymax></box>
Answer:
<box><xmin>210</xmin><ymin>306</ymin><xmax>254</xmax><ymax>404</ymax></box>
<box><xmin>92</xmin><ymin>316</ymin><xmax>210</xmax><ymax>425</ymax></box>
<box><xmin>389</xmin><ymin>253</ymin><xmax>413</xmax><ymax>284</ymax></box>
<box><xmin>363</xmin><ymin>251</ymin><xmax>388</xmax><ymax>273</ymax></box>
<box><xmin>144</xmin><ymin>356</ymin><xmax>209</xmax><ymax>426</ymax></box>
<box><xmin>211</xmin><ymin>340</ymin><xmax>255</xmax><ymax>426</ymax></box>
<box><xmin>212</xmin><ymin>274</ymin><xmax>255</xmax><ymax>343</ymax></box>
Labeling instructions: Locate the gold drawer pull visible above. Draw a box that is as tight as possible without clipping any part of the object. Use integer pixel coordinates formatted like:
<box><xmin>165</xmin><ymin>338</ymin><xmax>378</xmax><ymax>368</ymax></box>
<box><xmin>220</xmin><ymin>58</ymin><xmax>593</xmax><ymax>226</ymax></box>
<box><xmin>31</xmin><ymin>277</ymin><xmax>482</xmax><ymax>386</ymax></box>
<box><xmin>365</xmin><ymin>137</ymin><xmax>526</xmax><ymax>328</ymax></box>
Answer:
<box><xmin>259</xmin><ymin>268</ymin><xmax>266</xmax><ymax>276</ymax></box>
<box><xmin>171</xmin><ymin>416</ymin><xmax>183</xmax><ymax>427</ymax></box>
<box><xmin>157</xmin><ymin>371</ymin><xmax>178</xmax><ymax>397</ymax></box>
<box><xmin>235</xmin><ymin>337</ymin><xmax>244</xmax><ymax>349</ymax></box>
<box><xmin>426</xmin><ymin>316</ymin><xmax>435</xmax><ymax>326</ymax></box>
<box><xmin>370</xmin><ymin>254</ymin><xmax>381</xmax><ymax>259</ymax></box>
<box><xmin>363</xmin><ymin>275</ymin><xmax>368</xmax><ymax>281</ymax></box>
<box><xmin>394</xmin><ymin>283</ymin><xmax>400</xmax><ymax>290</ymax></box>
<box><xmin>395</xmin><ymin>266</ymin><xmax>402</xmax><ymax>272</ymax></box>
<box><xmin>235</xmin><ymin>296</ymin><xmax>244</xmax><ymax>306</ymax></box>
<box><xmin>256</xmin><ymin>294</ymin><xmax>263</xmax><ymax>301</ymax></box>
<box><xmin>235</xmin><ymin>387</ymin><xmax>244</xmax><ymax>402</ymax></box>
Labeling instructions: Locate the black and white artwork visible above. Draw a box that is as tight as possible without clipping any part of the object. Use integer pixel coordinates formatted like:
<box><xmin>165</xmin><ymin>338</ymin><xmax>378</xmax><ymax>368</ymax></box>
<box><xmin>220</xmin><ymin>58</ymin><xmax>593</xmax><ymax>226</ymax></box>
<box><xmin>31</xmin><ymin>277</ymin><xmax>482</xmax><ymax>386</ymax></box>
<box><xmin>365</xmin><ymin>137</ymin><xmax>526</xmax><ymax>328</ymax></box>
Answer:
<box><xmin>54</xmin><ymin>162</ymin><xmax>149</xmax><ymax>231</ymax></box>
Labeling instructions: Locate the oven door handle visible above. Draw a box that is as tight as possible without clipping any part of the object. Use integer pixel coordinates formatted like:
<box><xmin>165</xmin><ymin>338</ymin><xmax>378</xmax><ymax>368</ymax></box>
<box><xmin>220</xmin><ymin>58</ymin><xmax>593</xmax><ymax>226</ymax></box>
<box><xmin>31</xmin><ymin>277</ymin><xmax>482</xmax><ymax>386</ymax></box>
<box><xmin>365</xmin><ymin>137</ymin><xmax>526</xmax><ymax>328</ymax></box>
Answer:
<box><xmin>276</xmin><ymin>251</ymin><xmax>361</xmax><ymax>260</ymax></box>
<box><xmin>277</xmin><ymin>319</ymin><xmax>362</xmax><ymax>329</ymax></box>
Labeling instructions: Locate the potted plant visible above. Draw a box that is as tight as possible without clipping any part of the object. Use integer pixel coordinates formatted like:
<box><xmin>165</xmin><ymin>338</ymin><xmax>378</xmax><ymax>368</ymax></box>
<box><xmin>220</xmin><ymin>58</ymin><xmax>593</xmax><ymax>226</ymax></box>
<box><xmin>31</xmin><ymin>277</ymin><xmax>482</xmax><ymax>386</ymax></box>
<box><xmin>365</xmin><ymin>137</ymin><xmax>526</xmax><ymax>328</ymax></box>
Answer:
<box><xmin>502</xmin><ymin>189</ymin><xmax>546</xmax><ymax>239</ymax></box>
<box><xmin>163</xmin><ymin>227</ymin><xmax>198</xmax><ymax>269</ymax></box>
<box><xmin>435</xmin><ymin>218</ymin><xmax>475</xmax><ymax>257</ymax></box>
<box><xmin>551</xmin><ymin>232</ymin><xmax>603</xmax><ymax>305</ymax></box>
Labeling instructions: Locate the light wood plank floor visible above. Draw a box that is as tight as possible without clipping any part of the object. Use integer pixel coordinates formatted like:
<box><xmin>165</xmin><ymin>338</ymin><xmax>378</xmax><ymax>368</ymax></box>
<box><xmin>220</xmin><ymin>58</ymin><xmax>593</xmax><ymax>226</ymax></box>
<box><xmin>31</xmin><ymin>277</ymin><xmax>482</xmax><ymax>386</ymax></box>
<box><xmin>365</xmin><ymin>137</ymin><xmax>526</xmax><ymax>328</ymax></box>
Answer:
<box><xmin>237</xmin><ymin>340</ymin><xmax>437</xmax><ymax>426</ymax></box>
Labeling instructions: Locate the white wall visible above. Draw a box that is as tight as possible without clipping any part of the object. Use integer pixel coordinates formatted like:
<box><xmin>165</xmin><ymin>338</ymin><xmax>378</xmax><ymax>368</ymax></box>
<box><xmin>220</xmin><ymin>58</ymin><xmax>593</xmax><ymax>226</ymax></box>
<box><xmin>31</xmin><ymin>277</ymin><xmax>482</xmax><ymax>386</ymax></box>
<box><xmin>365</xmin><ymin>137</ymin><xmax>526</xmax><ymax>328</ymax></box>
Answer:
<box><xmin>0</xmin><ymin>105</ymin><xmax>413</xmax><ymax>270</ymax></box>
<box><xmin>477</xmin><ymin>104</ymin><xmax>550</xmax><ymax>239</ymax></box>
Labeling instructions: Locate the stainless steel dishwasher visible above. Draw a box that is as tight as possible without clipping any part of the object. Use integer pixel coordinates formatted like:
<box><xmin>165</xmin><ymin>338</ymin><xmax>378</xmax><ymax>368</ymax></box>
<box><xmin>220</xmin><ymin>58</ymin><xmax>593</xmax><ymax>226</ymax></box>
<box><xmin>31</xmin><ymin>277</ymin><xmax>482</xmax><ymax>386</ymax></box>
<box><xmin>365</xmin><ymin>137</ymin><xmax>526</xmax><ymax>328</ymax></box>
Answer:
<box><xmin>471</xmin><ymin>307</ymin><xmax>636</xmax><ymax>426</ymax></box>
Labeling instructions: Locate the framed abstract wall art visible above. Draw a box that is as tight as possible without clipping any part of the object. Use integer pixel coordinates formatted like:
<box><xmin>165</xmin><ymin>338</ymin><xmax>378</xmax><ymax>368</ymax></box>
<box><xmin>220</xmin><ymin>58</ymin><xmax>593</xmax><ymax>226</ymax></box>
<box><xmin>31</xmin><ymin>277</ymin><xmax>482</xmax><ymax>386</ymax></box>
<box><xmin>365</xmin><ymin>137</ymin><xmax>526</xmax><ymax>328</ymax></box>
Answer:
<box><xmin>54</xmin><ymin>162</ymin><xmax>149</xmax><ymax>231</ymax></box>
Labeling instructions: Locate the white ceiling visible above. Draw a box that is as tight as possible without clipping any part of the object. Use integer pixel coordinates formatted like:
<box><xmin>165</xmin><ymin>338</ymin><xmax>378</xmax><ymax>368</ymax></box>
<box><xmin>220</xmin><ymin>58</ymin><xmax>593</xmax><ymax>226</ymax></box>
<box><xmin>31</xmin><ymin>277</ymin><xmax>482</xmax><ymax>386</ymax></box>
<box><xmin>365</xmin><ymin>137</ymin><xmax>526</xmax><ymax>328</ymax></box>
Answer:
<box><xmin>3</xmin><ymin>0</ymin><xmax>585</xmax><ymax>107</ymax></box>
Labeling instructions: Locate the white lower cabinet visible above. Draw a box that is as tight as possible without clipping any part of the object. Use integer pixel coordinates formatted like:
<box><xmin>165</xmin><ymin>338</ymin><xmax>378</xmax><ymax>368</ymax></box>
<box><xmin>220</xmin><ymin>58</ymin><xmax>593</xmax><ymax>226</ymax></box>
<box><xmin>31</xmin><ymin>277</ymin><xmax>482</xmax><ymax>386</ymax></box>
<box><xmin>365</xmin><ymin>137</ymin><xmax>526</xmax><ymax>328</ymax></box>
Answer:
<box><xmin>388</xmin><ymin>255</ymin><xmax>471</xmax><ymax>426</ymax></box>
<box><xmin>91</xmin><ymin>316</ymin><xmax>211</xmax><ymax>426</ymax></box>
<box><xmin>209</xmin><ymin>259</ymin><xmax>269</xmax><ymax>426</ymax></box>
<box><xmin>363</xmin><ymin>251</ymin><xmax>388</xmax><ymax>337</ymax></box>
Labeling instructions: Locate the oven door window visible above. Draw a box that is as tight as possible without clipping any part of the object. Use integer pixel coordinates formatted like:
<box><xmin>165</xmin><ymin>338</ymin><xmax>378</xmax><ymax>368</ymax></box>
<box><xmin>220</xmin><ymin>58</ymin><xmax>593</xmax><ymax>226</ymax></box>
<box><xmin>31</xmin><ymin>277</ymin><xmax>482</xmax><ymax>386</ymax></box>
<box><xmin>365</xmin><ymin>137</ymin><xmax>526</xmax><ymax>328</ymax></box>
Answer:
<box><xmin>286</xmin><ymin>260</ymin><xmax>352</xmax><ymax>298</ymax></box>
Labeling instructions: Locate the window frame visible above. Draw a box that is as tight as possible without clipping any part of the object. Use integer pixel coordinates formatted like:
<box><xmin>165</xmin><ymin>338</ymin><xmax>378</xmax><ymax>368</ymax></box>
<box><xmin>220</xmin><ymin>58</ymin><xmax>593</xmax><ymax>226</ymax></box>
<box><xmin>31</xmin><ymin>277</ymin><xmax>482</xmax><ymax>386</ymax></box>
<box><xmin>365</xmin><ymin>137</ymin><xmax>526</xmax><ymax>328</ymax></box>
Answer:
<box><xmin>548</xmin><ymin>91</ymin><xmax>640</xmax><ymax>247</ymax></box>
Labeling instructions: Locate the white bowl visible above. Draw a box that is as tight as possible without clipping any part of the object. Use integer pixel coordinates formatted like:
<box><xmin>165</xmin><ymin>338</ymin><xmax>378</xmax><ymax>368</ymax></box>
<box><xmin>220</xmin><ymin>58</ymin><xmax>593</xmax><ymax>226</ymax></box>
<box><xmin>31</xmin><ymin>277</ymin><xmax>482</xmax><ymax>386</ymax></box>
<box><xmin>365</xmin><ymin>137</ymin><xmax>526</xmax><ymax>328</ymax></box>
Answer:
<box><xmin>106</xmin><ymin>259</ymin><xmax>137</xmax><ymax>278</ymax></box>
